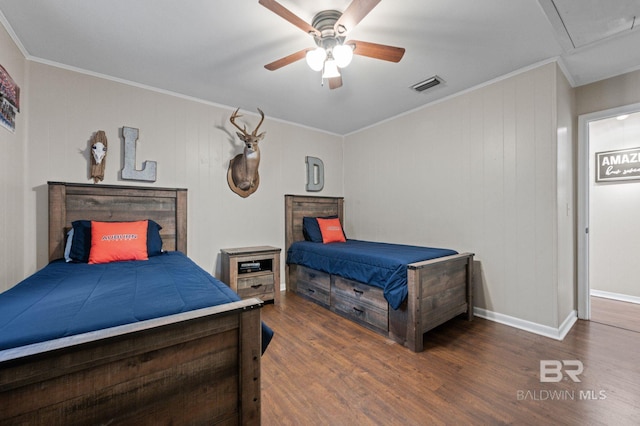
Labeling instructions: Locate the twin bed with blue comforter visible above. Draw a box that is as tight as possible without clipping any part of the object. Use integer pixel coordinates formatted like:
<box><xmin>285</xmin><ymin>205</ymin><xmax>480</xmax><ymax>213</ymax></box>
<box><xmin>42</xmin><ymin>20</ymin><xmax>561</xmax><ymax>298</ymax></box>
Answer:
<box><xmin>0</xmin><ymin>251</ymin><xmax>272</xmax><ymax>354</ymax></box>
<box><xmin>0</xmin><ymin>182</ymin><xmax>269</xmax><ymax>424</ymax></box>
<box><xmin>287</xmin><ymin>239</ymin><xmax>458</xmax><ymax>310</ymax></box>
<box><xmin>285</xmin><ymin>194</ymin><xmax>474</xmax><ymax>352</ymax></box>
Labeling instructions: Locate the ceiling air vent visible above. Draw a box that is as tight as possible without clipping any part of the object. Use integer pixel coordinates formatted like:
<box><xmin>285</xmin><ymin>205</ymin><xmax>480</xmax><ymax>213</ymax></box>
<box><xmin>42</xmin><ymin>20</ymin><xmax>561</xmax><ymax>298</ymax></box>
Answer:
<box><xmin>411</xmin><ymin>75</ymin><xmax>442</xmax><ymax>92</ymax></box>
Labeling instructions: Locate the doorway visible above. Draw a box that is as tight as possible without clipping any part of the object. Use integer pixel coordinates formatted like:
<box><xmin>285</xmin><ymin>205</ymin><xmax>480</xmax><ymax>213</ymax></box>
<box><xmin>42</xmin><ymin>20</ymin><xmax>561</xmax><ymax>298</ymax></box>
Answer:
<box><xmin>578</xmin><ymin>103</ymin><xmax>640</xmax><ymax>332</ymax></box>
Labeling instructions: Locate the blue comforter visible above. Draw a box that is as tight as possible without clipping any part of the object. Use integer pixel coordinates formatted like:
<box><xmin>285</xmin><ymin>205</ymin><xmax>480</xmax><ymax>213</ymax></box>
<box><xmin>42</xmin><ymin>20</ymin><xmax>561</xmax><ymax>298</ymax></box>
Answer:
<box><xmin>0</xmin><ymin>251</ymin><xmax>272</xmax><ymax>352</ymax></box>
<box><xmin>287</xmin><ymin>240</ymin><xmax>458</xmax><ymax>309</ymax></box>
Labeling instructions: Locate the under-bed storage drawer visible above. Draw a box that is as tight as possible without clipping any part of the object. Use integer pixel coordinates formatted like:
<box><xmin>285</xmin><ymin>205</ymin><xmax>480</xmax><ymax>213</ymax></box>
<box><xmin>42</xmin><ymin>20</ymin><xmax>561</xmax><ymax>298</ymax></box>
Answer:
<box><xmin>296</xmin><ymin>265</ymin><xmax>331</xmax><ymax>308</ymax></box>
<box><xmin>330</xmin><ymin>276</ymin><xmax>388</xmax><ymax>334</ymax></box>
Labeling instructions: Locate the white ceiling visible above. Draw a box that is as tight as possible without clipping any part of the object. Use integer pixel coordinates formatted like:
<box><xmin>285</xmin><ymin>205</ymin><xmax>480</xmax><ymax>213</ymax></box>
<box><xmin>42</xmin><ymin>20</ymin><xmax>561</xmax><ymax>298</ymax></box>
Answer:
<box><xmin>1</xmin><ymin>0</ymin><xmax>640</xmax><ymax>135</ymax></box>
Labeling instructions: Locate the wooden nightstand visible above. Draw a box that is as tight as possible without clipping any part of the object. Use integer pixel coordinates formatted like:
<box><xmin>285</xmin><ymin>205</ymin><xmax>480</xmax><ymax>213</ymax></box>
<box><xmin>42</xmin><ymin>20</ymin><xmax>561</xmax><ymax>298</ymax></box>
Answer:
<box><xmin>220</xmin><ymin>246</ymin><xmax>281</xmax><ymax>304</ymax></box>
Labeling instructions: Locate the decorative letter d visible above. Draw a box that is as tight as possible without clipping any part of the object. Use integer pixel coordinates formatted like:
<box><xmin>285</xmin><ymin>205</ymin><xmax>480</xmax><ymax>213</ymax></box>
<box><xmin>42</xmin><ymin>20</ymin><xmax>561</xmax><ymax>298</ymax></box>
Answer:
<box><xmin>306</xmin><ymin>156</ymin><xmax>324</xmax><ymax>192</ymax></box>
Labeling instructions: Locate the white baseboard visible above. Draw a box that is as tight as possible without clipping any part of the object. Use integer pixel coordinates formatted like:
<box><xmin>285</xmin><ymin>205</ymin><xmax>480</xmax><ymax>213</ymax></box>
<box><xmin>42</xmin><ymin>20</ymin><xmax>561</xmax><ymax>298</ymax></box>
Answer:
<box><xmin>590</xmin><ymin>289</ymin><xmax>640</xmax><ymax>305</ymax></box>
<box><xmin>474</xmin><ymin>307</ymin><xmax>578</xmax><ymax>341</ymax></box>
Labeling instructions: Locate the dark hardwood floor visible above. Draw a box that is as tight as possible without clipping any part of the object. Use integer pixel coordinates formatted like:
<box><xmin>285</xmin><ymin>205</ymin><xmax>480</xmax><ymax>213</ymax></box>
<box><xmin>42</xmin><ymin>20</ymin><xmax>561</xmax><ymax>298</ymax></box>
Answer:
<box><xmin>261</xmin><ymin>292</ymin><xmax>640</xmax><ymax>425</ymax></box>
<box><xmin>590</xmin><ymin>296</ymin><xmax>640</xmax><ymax>333</ymax></box>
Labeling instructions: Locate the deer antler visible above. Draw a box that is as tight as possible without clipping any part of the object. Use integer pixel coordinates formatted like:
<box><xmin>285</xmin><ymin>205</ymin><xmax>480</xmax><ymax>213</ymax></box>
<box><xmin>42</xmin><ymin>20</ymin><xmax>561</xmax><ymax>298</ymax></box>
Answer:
<box><xmin>230</xmin><ymin>108</ymin><xmax>248</xmax><ymax>135</ymax></box>
<box><xmin>252</xmin><ymin>108</ymin><xmax>265</xmax><ymax>136</ymax></box>
<box><xmin>230</xmin><ymin>107</ymin><xmax>266</xmax><ymax>137</ymax></box>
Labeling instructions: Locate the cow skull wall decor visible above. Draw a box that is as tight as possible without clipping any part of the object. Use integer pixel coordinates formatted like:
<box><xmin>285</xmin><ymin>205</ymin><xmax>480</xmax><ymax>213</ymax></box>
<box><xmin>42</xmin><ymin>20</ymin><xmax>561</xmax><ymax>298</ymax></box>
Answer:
<box><xmin>227</xmin><ymin>108</ymin><xmax>266</xmax><ymax>197</ymax></box>
<box><xmin>90</xmin><ymin>130</ymin><xmax>108</xmax><ymax>183</ymax></box>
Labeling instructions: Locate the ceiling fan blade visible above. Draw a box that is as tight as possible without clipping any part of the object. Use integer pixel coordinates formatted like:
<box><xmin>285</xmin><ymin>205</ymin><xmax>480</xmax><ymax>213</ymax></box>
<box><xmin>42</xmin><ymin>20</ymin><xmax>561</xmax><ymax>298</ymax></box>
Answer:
<box><xmin>334</xmin><ymin>0</ymin><xmax>381</xmax><ymax>34</ymax></box>
<box><xmin>346</xmin><ymin>40</ymin><xmax>405</xmax><ymax>63</ymax></box>
<box><xmin>328</xmin><ymin>76</ymin><xmax>343</xmax><ymax>90</ymax></box>
<box><xmin>264</xmin><ymin>48</ymin><xmax>310</xmax><ymax>71</ymax></box>
<box><xmin>259</xmin><ymin>0</ymin><xmax>319</xmax><ymax>36</ymax></box>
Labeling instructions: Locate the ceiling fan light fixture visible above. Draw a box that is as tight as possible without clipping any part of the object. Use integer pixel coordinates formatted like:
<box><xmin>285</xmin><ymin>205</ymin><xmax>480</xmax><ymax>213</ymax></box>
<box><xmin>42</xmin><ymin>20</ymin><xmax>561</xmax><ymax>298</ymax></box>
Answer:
<box><xmin>306</xmin><ymin>47</ymin><xmax>327</xmax><ymax>71</ymax></box>
<box><xmin>333</xmin><ymin>43</ymin><xmax>353</xmax><ymax>68</ymax></box>
<box><xmin>260</xmin><ymin>1</ymin><xmax>405</xmax><ymax>89</ymax></box>
<box><xmin>322</xmin><ymin>60</ymin><xmax>341</xmax><ymax>78</ymax></box>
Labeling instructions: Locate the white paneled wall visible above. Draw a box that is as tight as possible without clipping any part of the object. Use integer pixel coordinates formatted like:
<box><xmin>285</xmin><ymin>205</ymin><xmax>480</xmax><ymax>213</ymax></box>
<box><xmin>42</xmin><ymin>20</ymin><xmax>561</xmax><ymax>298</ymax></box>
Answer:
<box><xmin>0</xmin><ymin>23</ymin><xmax>26</xmax><ymax>292</ymax></box>
<box><xmin>345</xmin><ymin>63</ymin><xmax>574</xmax><ymax>329</ymax></box>
<box><xmin>555</xmin><ymin>69</ymin><xmax>575</xmax><ymax>323</ymax></box>
<box><xmin>19</xmin><ymin>61</ymin><xmax>343</xmax><ymax>289</ymax></box>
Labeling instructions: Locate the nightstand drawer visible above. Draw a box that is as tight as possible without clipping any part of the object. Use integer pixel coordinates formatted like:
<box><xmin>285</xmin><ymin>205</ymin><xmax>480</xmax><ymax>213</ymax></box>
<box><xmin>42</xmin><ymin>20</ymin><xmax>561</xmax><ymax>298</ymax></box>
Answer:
<box><xmin>237</xmin><ymin>272</ymin><xmax>274</xmax><ymax>301</ymax></box>
<box><xmin>237</xmin><ymin>272</ymin><xmax>274</xmax><ymax>290</ymax></box>
<box><xmin>238</xmin><ymin>284</ymin><xmax>275</xmax><ymax>300</ymax></box>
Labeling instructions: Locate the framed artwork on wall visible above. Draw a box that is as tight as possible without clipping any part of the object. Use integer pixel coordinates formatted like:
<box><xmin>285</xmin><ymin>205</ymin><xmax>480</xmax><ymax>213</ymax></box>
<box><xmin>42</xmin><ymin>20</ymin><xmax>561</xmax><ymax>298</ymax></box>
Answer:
<box><xmin>0</xmin><ymin>64</ymin><xmax>20</xmax><ymax>133</ymax></box>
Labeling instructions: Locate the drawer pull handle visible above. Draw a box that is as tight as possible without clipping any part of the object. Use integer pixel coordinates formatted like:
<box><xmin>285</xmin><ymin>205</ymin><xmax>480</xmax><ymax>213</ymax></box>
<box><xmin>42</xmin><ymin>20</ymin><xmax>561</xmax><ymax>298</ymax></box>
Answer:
<box><xmin>353</xmin><ymin>307</ymin><xmax>364</xmax><ymax>314</ymax></box>
<box><xmin>251</xmin><ymin>284</ymin><xmax>263</xmax><ymax>289</ymax></box>
<box><xmin>353</xmin><ymin>289</ymin><xmax>364</xmax><ymax>295</ymax></box>
<box><xmin>308</xmin><ymin>289</ymin><xmax>316</xmax><ymax>294</ymax></box>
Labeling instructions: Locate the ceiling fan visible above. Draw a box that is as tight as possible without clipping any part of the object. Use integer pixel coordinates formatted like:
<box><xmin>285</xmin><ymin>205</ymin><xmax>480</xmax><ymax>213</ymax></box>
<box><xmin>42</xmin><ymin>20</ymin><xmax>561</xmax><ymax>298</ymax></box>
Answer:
<box><xmin>259</xmin><ymin>0</ymin><xmax>405</xmax><ymax>89</ymax></box>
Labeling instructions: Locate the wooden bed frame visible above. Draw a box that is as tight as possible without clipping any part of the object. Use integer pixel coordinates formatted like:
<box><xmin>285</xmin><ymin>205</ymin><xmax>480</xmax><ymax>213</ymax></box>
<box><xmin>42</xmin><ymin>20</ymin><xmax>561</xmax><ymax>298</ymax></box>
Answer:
<box><xmin>0</xmin><ymin>182</ymin><xmax>264</xmax><ymax>425</ymax></box>
<box><xmin>285</xmin><ymin>194</ymin><xmax>474</xmax><ymax>352</ymax></box>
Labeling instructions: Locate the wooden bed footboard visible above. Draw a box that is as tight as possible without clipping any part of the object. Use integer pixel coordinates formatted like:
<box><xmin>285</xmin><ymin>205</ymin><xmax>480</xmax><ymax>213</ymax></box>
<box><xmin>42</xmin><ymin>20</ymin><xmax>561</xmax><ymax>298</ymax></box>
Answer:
<box><xmin>389</xmin><ymin>253</ymin><xmax>474</xmax><ymax>352</ymax></box>
<box><xmin>0</xmin><ymin>298</ymin><xmax>264</xmax><ymax>425</ymax></box>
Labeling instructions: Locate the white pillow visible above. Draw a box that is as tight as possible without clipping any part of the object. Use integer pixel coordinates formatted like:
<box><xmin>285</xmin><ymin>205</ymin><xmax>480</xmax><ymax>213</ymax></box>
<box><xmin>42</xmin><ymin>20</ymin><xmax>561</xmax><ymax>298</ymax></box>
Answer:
<box><xmin>64</xmin><ymin>228</ymin><xmax>74</xmax><ymax>262</ymax></box>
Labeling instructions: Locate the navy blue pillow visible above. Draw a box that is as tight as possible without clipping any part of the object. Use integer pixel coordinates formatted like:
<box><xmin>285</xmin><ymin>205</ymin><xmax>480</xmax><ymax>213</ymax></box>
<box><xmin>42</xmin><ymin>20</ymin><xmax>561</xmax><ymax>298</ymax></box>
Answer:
<box><xmin>146</xmin><ymin>220</ymin><xmax>163</xmax><ymax>256</ymax></box>
<box><xmin>69</xmin><ymin>219</ymin><xmax>163</xmax><ymax>262</ymax></box>
<box><xmin>70</xmin><ymin>220</ymin><xmax>92</xmax><ymax>262</ymax></box>
<box><xmin>303</xmin><ymin>216</ymin><xmax>340</xmax><ymax>243</ymax></box>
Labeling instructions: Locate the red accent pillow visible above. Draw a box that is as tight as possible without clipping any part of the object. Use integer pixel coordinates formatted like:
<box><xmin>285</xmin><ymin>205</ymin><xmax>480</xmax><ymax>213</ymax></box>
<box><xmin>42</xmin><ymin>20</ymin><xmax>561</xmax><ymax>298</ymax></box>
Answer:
<box><xmin>88</xmin><ymin>221</ymin><xmax>149</xmax><ymax>264</ymax></box>
<box><xmin>317</xmin><ymin>217</ymin><xmax>346</xmax><ymax>243</ymax></box>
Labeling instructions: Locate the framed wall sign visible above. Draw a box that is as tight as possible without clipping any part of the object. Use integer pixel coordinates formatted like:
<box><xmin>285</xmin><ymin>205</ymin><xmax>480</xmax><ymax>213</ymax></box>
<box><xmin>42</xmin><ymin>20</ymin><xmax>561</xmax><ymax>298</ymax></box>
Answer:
<box><xmin>596</xmin><ymin>147</ymin><xmax>640</xmax><ymax>182</ymax></box>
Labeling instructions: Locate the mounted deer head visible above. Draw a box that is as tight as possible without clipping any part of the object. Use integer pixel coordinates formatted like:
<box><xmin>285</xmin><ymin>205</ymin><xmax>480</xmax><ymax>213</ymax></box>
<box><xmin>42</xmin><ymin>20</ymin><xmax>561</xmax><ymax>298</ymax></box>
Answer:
<box><xmin>227</xmin><ymin>107</ymin><xmax>266</xmax><ymax>197</ymax></box>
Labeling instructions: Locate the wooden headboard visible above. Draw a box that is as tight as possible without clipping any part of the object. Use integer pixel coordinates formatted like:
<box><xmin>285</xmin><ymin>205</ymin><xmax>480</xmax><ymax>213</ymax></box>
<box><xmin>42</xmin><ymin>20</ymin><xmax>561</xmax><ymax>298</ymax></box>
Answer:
<box><xmin>48</xmin><ymin>182</ymin><xmax>187</xmax><ymax>262</ymax></box>
<box><xmin>284</xmin><ymin>194</ymin><xmax>344</xmax><ymax>251</ymax></box>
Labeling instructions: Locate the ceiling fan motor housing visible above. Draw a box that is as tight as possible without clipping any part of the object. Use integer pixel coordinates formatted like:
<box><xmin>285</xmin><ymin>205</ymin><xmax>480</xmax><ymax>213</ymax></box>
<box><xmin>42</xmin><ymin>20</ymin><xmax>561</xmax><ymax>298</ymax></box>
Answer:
<box><xmin>311</xmin><ymin>10</ymin><xmax>345</xmax><ymax>49</ymax></box>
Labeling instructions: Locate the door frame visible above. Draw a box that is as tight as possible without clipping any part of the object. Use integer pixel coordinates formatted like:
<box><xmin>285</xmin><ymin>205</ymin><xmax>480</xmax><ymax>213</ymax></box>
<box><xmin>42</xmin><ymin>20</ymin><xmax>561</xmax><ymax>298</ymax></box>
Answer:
<box><xmin>577</xmin><ymin>102</ymin><xmax>640</xmax><ymax>319</ymax></box>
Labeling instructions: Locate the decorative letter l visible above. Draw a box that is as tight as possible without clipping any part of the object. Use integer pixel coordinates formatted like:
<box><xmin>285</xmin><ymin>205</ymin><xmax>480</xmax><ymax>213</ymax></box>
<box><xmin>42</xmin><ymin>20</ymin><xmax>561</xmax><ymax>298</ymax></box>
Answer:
<box><xmin>121</xmin><ymin>126</ymin><xmax>157</xmax><ymax>182</ymax></box>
